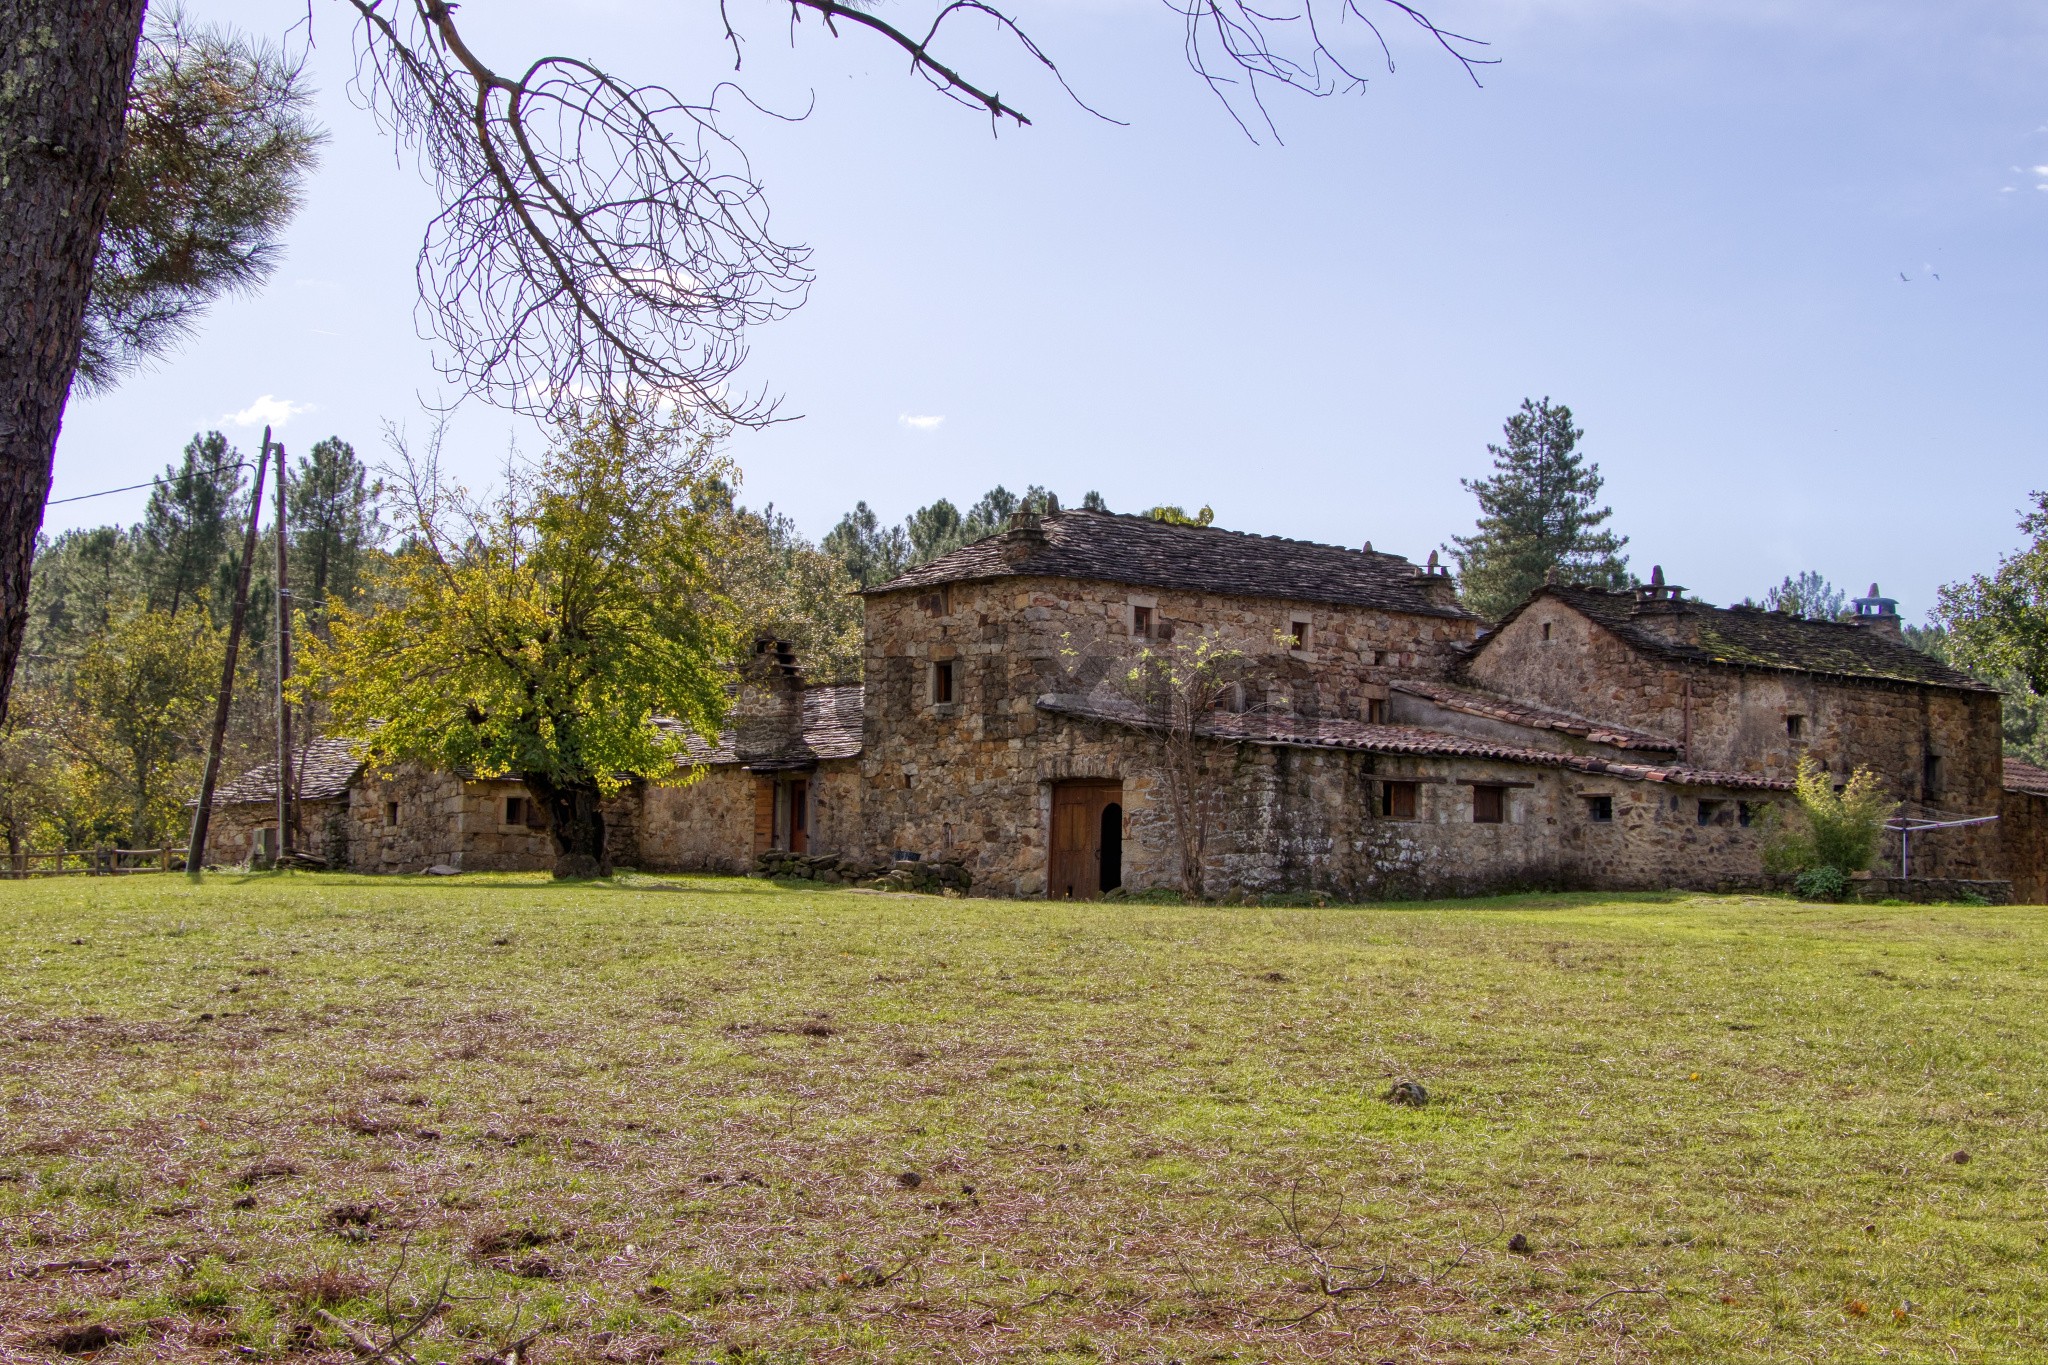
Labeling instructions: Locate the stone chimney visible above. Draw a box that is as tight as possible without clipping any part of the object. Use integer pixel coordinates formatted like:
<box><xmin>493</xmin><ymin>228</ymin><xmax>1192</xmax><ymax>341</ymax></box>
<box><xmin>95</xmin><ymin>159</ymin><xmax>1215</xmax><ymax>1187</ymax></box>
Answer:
<box><xmin>1414</xmin><ymin>549</ymin><xmax>1459</xmax><ymax>608</ymax></box>
<box><xmin>1629</xmin><ymin>565</ymin><xmax>1698</xmax><ymax>644</ymax></box>
<box><xmin>1002</xmin><ymin>508</ymin><xmax>1046</xmax><ymax>566</ymax></box>
<box><xmin>734</xmin><ymin>636</ymin><xmax>808</xmax><ymax>765</ymax></box>
<box><xmin>1849</xmin><ymin>583</ymin><xmax>1903</xmax><ymax>641</ymax></box>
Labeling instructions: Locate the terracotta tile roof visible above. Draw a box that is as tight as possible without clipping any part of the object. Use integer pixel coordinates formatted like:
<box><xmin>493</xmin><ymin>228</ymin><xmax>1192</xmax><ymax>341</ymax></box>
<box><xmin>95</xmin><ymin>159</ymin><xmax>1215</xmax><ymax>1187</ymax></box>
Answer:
<box><xmin>863</xmin><ymin>509</ymin><xmax>1475</xmax><ymax>619</ymax></box>
<box><xmin>209</xmin><ymin>738</ymin><xmax>363</xmax><ymax>806</ymax></box>
<box><xmin>1035</xmin><ymin>692</ymin><xmax>1790</xmax><ymax>792</ymax></box>
<box><xmin>1391</xmin><ymin>679</ymin><xmax>1679</xmax><ymax>752</ymax></box>
<box><xmin>2005</xmin><ymin>758</ymin><xmax>2048</xmax><ymax>797</ymax></box>
<box><xmin>671</xmin><ymin>684</ymin><xmax>864</xmax><ymax>766</ymax></box>
<box><xmin>1493</xmin><ymin>585</ymin><xmax>1991</xmax><ymax>692</ymax></box>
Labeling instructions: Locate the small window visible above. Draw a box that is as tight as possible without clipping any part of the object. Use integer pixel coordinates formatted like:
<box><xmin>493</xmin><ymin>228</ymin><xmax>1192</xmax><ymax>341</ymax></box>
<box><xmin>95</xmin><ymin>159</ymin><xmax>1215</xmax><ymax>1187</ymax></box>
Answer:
<box><xmin>932</xmin><ymin>660</ymin><xmax>955</xmax><ymax>705</ymax></box>
<box><xmin>1786</xmin><ymin>714</ymin><xmax>1805</xmax><ymax>739</ymax></box>
<box><xmin>1132</xmin><ymin>605</ymin><xmax>1153</xmax><ymax>638</ymax></box>
<box><xmin>1371</xmin><ymin>649</ymin><xmax>1387</xmax><ymax>666</ymax></box>
<box><xmin>1698</xmin><ymin>799</ymin><xmax>1732</xmax><ymax>827</ymax></box>
<box><xmin>385</xmin><ymin>801</ymin><xmax>399</xmax><ymax>827</ymax></box>
<box><xmin>1737</xmin><ymin>800</ymin><xmax>1758</xmax><ymax>827</ymax></box>
<box><xmin>505</xmin><ymin>796</ymin><xmax>526</xmax><ymax>826</ymax></box>
<box><xmin>1541</xmin><ymin>621</ymin><xmax>1552</xmax><ymax>641</ymax></box>
<box><xmin>1366</xmin><ymin>698</ymin><xmax>1389</xmax><ymax>724</ymax></box>
<box><xmin>1922</xmin><ymin>754</ymin><xmax>1941</xmax><ymax>802</ymax></box>
<box><xmin>1472</xmin><ymin>784</ymin><xmax>1505</xmax><ymax>824</ymax></box>
<box><xmin>1290</xmin><ymin>620</ymin><xmax>1310</xmax><ymax>649</ymax></box>
<box><xmin>1380</xmin><ymin>781</ymin><xmax>1418</xmax><ymax>819</ymax></box>
<box><xmin>917</xmin><ymin>589</ymin><xmax>949</xmax><ymax>616</ymax></box>
<box><xmin>1585</xmin><ymin>794</ymin><xmax>1613</xmax><ymax>823</ymax></box>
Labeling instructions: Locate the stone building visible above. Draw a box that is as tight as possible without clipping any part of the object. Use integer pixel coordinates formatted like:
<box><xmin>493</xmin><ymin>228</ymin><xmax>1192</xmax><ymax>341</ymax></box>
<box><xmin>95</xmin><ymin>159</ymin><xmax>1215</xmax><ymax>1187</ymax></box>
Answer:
<box><xmin>201</xmin><ymin>507</ymin><xmax>2043</xmax><ymax>899</ymax></box>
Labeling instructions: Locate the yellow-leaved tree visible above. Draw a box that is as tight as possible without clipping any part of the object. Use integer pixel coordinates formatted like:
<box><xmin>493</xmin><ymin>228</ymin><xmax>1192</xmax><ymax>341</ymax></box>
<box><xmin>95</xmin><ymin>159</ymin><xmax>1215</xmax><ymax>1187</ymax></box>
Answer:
<box><xmin>307</xmin><ymin>409</ymin><xmax>735</xmax><ymax>878</ymax></box>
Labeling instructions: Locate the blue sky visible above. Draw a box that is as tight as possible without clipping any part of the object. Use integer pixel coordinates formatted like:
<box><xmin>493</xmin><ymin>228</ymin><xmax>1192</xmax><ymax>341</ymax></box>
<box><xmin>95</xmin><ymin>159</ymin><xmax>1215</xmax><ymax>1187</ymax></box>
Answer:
<box><xmin>47</xmin><ymin>0</ymin><xmax>2048</xmax><ymax>620</ymax></box>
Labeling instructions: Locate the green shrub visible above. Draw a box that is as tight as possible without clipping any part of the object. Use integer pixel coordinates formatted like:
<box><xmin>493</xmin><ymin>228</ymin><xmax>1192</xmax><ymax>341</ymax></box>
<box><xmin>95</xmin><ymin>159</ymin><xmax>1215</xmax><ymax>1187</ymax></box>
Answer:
<box><xmin>1763</xmin><ymin>757</ymin><xmax>1895</xmax><ymax>879</ymax></box>
<box><xmin>1793</xmin><ymin>866</ymin><xmax>1850</xmax><ymax>902</ymax></box>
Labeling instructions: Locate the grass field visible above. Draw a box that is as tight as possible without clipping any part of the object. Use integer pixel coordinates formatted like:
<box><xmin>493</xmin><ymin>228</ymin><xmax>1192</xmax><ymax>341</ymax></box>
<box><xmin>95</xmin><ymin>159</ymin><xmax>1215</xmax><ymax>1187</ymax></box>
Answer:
<box><xmin>1</xmin><ymin>874</ymin><xmax>2044</xmax><ymax>1364</ymax></box>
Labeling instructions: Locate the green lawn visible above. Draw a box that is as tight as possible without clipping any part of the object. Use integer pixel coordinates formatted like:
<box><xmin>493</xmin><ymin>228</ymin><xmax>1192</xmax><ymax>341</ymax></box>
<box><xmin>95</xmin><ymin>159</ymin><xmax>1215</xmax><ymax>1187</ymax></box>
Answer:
<box><xmin>2</xmin><ymin>875</ymin><xmax>2044</xmax><ymax>1363</ymax></box>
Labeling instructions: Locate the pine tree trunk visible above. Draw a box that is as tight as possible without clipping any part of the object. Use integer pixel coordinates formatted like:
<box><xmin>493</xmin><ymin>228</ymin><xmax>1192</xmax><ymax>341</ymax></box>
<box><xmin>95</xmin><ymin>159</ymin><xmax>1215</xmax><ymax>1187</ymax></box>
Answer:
<box><xmin>527</xmin><ymin>775</ymin><xmax>612</xmax><ymax>879</ymax></box>
<box><xmin>0</xmin><ymin>0</ymin><xmax>149</xmax><ymax>723</ymax></box>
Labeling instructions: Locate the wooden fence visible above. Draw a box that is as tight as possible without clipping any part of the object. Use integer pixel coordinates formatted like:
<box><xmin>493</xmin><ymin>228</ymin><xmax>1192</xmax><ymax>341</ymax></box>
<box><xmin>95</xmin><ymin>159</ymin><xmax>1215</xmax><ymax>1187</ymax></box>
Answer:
<box><xmin>5</xmin><ymin>847</ymin><xmax>188</xmax><ymax>878</ymax></box>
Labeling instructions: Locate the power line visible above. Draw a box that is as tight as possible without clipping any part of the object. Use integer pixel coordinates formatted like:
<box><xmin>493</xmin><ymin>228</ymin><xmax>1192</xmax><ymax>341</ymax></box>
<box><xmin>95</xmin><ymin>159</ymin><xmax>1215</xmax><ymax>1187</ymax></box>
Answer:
<box><xmin>45</xmin><ymin>460</ymin><xmax>267</xmax><ymax>508</ymax></box>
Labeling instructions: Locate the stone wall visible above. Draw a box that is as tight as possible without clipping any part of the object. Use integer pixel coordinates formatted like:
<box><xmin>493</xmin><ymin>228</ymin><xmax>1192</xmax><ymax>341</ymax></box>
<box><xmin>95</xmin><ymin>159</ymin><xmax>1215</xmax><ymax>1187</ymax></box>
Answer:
<box><xmin>1465</xmin><ymin>599</ymin><xmax>2005</xmax><ymax>879</ymax></box>
<box><xmin>346</xmin><ymin>769</ymin><xmax>556</xmax><ymax>873</ymax></box>
<box><xmin>635</xmin><ymin>760</ymin><xmax>862</xmax><ymax>873</ymax></box>
<box><xmin>2001</xmin><ymin>787</ymin><xmax>2048</xmax><ymax>905</ymax></box>
<box><xmin>857</xmin><ymin>576</ymin><xmax>1479</xmax><ymax>894</ymax></box>
<box><xmin>203</xmin><ymin>799</ymin><xmax>348</xmax><ymax>868</ymax></box>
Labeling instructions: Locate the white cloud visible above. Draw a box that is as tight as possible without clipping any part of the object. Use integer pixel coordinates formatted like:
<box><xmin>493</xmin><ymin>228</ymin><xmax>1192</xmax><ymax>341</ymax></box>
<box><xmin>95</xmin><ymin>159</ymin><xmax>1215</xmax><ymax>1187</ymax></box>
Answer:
<box><xmin>898</xmin><ymin>413</ymin><xmax>945</xmax><ymax>430</ymax></box>
<box><xmin>220</xmin><ymin>394</ymin><xmax>311</xmax><ymax>430</ymax></box>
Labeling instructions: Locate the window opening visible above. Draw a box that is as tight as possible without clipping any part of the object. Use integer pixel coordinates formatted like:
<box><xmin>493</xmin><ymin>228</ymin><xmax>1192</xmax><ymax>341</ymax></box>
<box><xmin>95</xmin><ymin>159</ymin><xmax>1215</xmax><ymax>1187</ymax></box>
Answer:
<box><xmin>1290</xmin><ymin>620</ymin><xmax>1309</xmax><ymax>649</ymax></box>
<box><xmin>505</xmin><ymin>796</ymin><xmax>526</xmax><ymax>826</ymax></box>
<box><xmin>1132</xmin><ymin>605</ymin><xmax>1153</xmax><ymax>638</ymax></box>
<box><xmin>1698</xmin><ymin>799</ymin><xmax>1732</xmax><ymax>826</ymax></box>
<box><xmin>1922</xmin><ymin>753</ymin><xmax>1941</xmax><ymax>803</ymax></box>
<box><xmin>1541</xmin><ymin>621</ymin><xmax>1552</xmax><ymax>641</ymax></box>
<box><xmin>932</xmin><ymin>660</ymin><xmax>955</xmax><ymax>705</ymax></box>
<box><xmin>1786</xmin><ymin>714</ymin><xmax>1805</xmax><ymax>739</ymax></box>
<box><xmin>1366</xmin><ymin>698</ymin><xmax>1389</xmax><ymax>724</ymax></box>
<box><xmin>385</xmin><ymin>801</ymin><xmax>399</xmax><ymax>826</ymax></box>
<box><xmin>1381</xmin><ymin>781</ymin><xmax>1418</xmax><ymax>820</ymax></box>
<box><xmin>1585</xmin><ymin>795</ymin><xmax>1613</xmax><ymax>823</ymax></box>
<box><xmin>1737</xmin><ymin>801</ymin><xmax>1757</xmax><ymax>827</ymax></box>
<box><xmin>1472</xmin><ymin>785</ymin><xmax>1505</xmax><ymax>824</ymax></box>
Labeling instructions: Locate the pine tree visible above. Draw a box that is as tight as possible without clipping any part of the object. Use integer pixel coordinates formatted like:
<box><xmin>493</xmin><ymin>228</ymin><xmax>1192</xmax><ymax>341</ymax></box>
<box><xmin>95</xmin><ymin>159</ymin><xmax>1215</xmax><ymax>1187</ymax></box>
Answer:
<box><xmin>288</xmin><ymin>437</ymin><xmax>385</xmax><ymax>627</ymax></box>
<box><xmin>1449</xmin><ymin>398</ymin><xmax>1629</xmax><ymax>620</ymax></box>
<box><xmin>138</xmin><ymin>431</ymin><xmax>244</xmax><ymax>618</ymax></box>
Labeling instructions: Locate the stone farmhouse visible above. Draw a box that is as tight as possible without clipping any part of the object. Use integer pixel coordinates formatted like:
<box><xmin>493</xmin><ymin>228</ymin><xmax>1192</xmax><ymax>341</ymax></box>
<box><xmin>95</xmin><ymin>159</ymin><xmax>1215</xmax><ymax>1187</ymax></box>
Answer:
<box><xmin>207</xmin><ymin>507</ymin><xmax>2043</xmax><ymax>900</ymax></box>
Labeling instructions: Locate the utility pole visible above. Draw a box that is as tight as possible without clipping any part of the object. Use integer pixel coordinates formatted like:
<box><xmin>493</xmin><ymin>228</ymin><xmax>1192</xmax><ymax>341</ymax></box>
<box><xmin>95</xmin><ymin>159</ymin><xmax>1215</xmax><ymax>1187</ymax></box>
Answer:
<box><xmin>186</xmin><ymin>429</ymin><xmax>272</xmax><ymax>879</ymax></box>
<box><xmin>275</xmin><ymin>441</ymin><xmax>295</xmax><ymax>858</ymax></box>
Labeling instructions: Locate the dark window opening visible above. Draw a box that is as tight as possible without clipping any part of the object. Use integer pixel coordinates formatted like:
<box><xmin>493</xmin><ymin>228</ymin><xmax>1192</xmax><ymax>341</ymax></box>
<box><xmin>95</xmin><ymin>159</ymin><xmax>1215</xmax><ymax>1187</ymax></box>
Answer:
<box><xmin>1541</xmin><ymin>621</ymin><xmax>1552</xmax><ymax>641</ymax></box>
<box><xmin>1472</xmin><ymin>784</ymin><xmax>1505</xmax><ymax>824</ymax></box>
<box><xmin>1698</xmin><ymin>799</ymin><xmax>1733</xmax><ymax>827</ymax></box>
<box><xmin>1737</xmin><ymin>800</ymin><xmax>1758</xmax><ymax>827</ymax></box>
<box><xmin>1585</xmin><ymin>795</ymin><xmax>1613</xmax><ymax>823</ymax></box>
<box><xmin>1290</xmin><ymin>620</ymin><xmax>1310</xmax><ymax>649</ymax></box>
<box><xmin>505</xmin><ymin>796</ymin><xmax>526</xmax><ymax>826</ymax></box>
<box><xmin>1133</xmin><ymin>605</ymin><xmax>1153</xmax><ymax>638</ymax></box>
<box><xmin>385</xmin><ymin>801</ymin><xmax>399</xmax><ymax>827</ymax></box>
<box><xmin>1372</xmin><ymin>649</ymin><xmax>1387</xmax><ymax>666</ymax></box>
<box><xmin>1099</xmin><ymin>803</ymin><xmax>1123</xmax><ymax>893</ymax></box>
<box><xmin>1366</xmin><ymin>698</ymin><xmax>1389</xmax><ymax>724</ymax></box>
<box><xmin>1922</xmin><ymin>754</ymin><xmax>1941</xmax><ymax>803</ymax></box>
<box><xmin>1786</xmin><ymin>714</ymin><xmax>1805</xmax><ymax>739</ymax></box>
<box><xmin>1381</xmin><ymin>781</ymin><xmax>1418</xmax><ymax>820</ymax></box>
<box><xmin>917</xmin><ymin>589</ymin><xmax>949</xmax><ymax>616</ymax></box>
<box><xmin>932</xmin><ymin>660</ymin><xmax>955</xmax><ymax>705</ymax></box>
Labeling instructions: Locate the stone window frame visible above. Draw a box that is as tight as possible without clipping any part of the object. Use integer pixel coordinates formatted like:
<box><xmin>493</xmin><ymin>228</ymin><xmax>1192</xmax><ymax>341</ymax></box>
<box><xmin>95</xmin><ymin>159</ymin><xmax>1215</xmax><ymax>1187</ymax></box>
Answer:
<box><xmin>1470</xmin><ymin>784</ymin><xmax>1506</xmax><ymax>824</ymax></box>
<box><xmin>1127</xmin><ymin>594</ymin><xmax>1158</xmax><ymax>639</ymax></box>
<box><xmin>1583</xmin><ymin>793</ymin><xmax>1614</xmax><ymax>823</ymax></box>
<box><xmin>1785</xmin><ymin>713</ymin><xmax>1806</xmax><ymax>740</ymax></box>
<box><xmin>930</xmin><ymin>659</ymin><xmax>957</xmax><ymax>709</ymax></box>
<box><xmin>1378</xmin><ymin>780</ymin><xmax>1419</xmax><ymax>820</ymax></box>
<box><xmin>384</xmin><ymin>800</ymin><xmax>400</xmax><ymax>827</ymax></box>
<box><xmin>1286</xmin><ymin>613</ymin><xmax>1316</xmax><ymax>656</ymax></box>
<box><xmin>502</xmin><ymin>795</ymin><xmax>529</xmax><ymax>829</ymax></box>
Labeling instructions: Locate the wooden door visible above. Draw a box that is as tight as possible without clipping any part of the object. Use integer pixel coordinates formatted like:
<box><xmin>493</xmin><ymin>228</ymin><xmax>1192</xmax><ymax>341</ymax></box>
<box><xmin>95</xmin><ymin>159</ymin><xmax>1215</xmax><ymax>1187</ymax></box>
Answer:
<box><xmin>788</xmin><ymin>779</ymin><xmax>809</xmax><ymax>854</ymax></box>
<box><xmin>1050</xmin><ymin>781</ymin><xmax>1121</xmax><ymax>900</ymax></box>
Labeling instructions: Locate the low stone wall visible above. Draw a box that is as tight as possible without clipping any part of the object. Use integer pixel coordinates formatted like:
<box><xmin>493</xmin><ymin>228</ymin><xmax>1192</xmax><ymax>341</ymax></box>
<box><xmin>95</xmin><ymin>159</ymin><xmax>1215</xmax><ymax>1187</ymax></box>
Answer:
<box><xmin>1854</xmin><ymin>876</ymin><xmax>2011</xmax><ymax>905</ymax></box>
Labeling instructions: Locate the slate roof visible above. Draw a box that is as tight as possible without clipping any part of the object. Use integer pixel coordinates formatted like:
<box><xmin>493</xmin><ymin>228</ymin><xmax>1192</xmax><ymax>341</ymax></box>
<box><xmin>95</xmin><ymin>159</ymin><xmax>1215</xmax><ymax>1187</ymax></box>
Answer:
<box><xmin>864</xmin><ymin>509</ymin><xmax>1475</xmax><ymax>619</ymax></box>
<box><xmin>1391</xmin><ymin>679</ymin><xmax>1680</xmax><ymax>752</ymax></box>
<box><xmin>1035</xmin><ymin>692</ymin><xmax>1790</xmax><ymax>792</ymax></box>
<box><xmin>210</xmin><ymin>738</ymin><xmax>363</xmax><ymax>806</ymax></box>
<box><xmin>2005</xmin><ymin>758</ymin><xmax>2048</xmax><ymax>797</ymax></box>
<box><xmin>673</xmin><ymin>684</ymin><xmax>865</xmax><ymax>766</ymax></box>
<box><xmin>1492</xmin><ymin>585</ymin><xmax>1991</xmax><ymax>692</ymax></box>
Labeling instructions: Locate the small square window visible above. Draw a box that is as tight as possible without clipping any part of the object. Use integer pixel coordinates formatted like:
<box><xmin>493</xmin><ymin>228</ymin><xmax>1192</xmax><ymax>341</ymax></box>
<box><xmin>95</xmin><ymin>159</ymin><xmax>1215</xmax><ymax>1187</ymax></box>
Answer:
<box><xmin>1698</xmin><ymin>799</ymin><xmax>1733</xmax><ymax>826</ymax></box>
<box><xmin>505</xmin><ymin>796</ymin><xmax>526</xmax><ymax>826</ymax></box>
<box><xmin>1472</xmin><ymin>784</ymin><xmax>1505</xmax><ymax>824</ymax></box>
<box><xmin>1786</xmin><ymin>714</ymin><xmax>1805</xmax><ymax>739</ymax></box>
<box><xmin>1585</xmin><ymin>794</ymin><xmax>1613</xmax><ymax>822</ymax></box>
<box><xmin>1737</xmin><ymin>800</ymin><xmax>1758</xmax><ymax>827</ymax></box>
<box><xmin>1290</xmin><ymin>620</ymin><xmax>1310</xmax><ymax>649</ymax></box>
<box><xmin>1371</xmin><ymin>649</ymin><xmax>1387</xmax><ymax>666</ymax></box>
<box><xmin>1366</xmin><ymin>698</ymin><xmax>1389</xmax><ymax>724</ymax></box>
<box><xmin>932</xmin><ymin>660</ymin><xmax>955</xmax><ymax>705</ymax></box>
<box><xmin>385</xmin><ymin>801</ymin><xmax>399</xmax><ymax>827</ymax></box>
<box><xmin>1380</xmin><ymin>781</ymin><xmax>1418</xmax><ymax>819</ymax></box>
<box><xmin>1133</xmin><ymin>605</ymin><xmax>1153</xmax><ymax>638</ymax></box>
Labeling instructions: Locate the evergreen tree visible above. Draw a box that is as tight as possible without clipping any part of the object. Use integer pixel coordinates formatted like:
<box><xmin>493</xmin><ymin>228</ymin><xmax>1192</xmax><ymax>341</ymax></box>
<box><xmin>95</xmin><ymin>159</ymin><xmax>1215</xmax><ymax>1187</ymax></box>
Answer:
<box><xmin>138</xmin><ymin>431</ymin><xmax>245</xmax><ymax>618</ymax></box>
<box><xmin>1762</xmin><ymin>571</ymin><xmax>1846</xmax><ymax>621</ymax></box>
<box><xmin>288</xmin><ymin>437</ymin><xmax>385</xmax><ymax>625</ymax></box>
<box><xmin>821</xmin><ymin>502</ymin><xmax>911</xmax><ymax>589</ymax></box>
<box><xmin>24</xmin><ymin>526</ymin><xmax>141</xmax><ymax>658</ymax></box>
<box><xmin>1449</xmin><ymin>397</ymin><xmax>1629</xmax><ymax>620</ymax></box>
<box><xmin>905</xmin><ymin>498</ymin><xmax>968</xmax><ymax>566</ymax></box>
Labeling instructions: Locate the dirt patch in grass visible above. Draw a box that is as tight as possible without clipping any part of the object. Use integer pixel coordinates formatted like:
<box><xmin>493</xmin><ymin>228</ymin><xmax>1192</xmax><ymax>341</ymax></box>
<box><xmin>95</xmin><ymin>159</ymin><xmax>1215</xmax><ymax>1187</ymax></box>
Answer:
<box><xmin>1</xmin><ymin>875</ymin><xmax>2045</xmax><ymax>1362</ymax></box>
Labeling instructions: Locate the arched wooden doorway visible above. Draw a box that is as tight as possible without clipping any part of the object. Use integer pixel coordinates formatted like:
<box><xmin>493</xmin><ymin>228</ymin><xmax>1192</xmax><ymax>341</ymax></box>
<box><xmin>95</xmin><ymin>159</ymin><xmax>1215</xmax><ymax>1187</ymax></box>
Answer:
<box><xmin>1051</xmin><ymin>780</ymin><xmax>1122</xmax><ymax>900</ymax></box>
